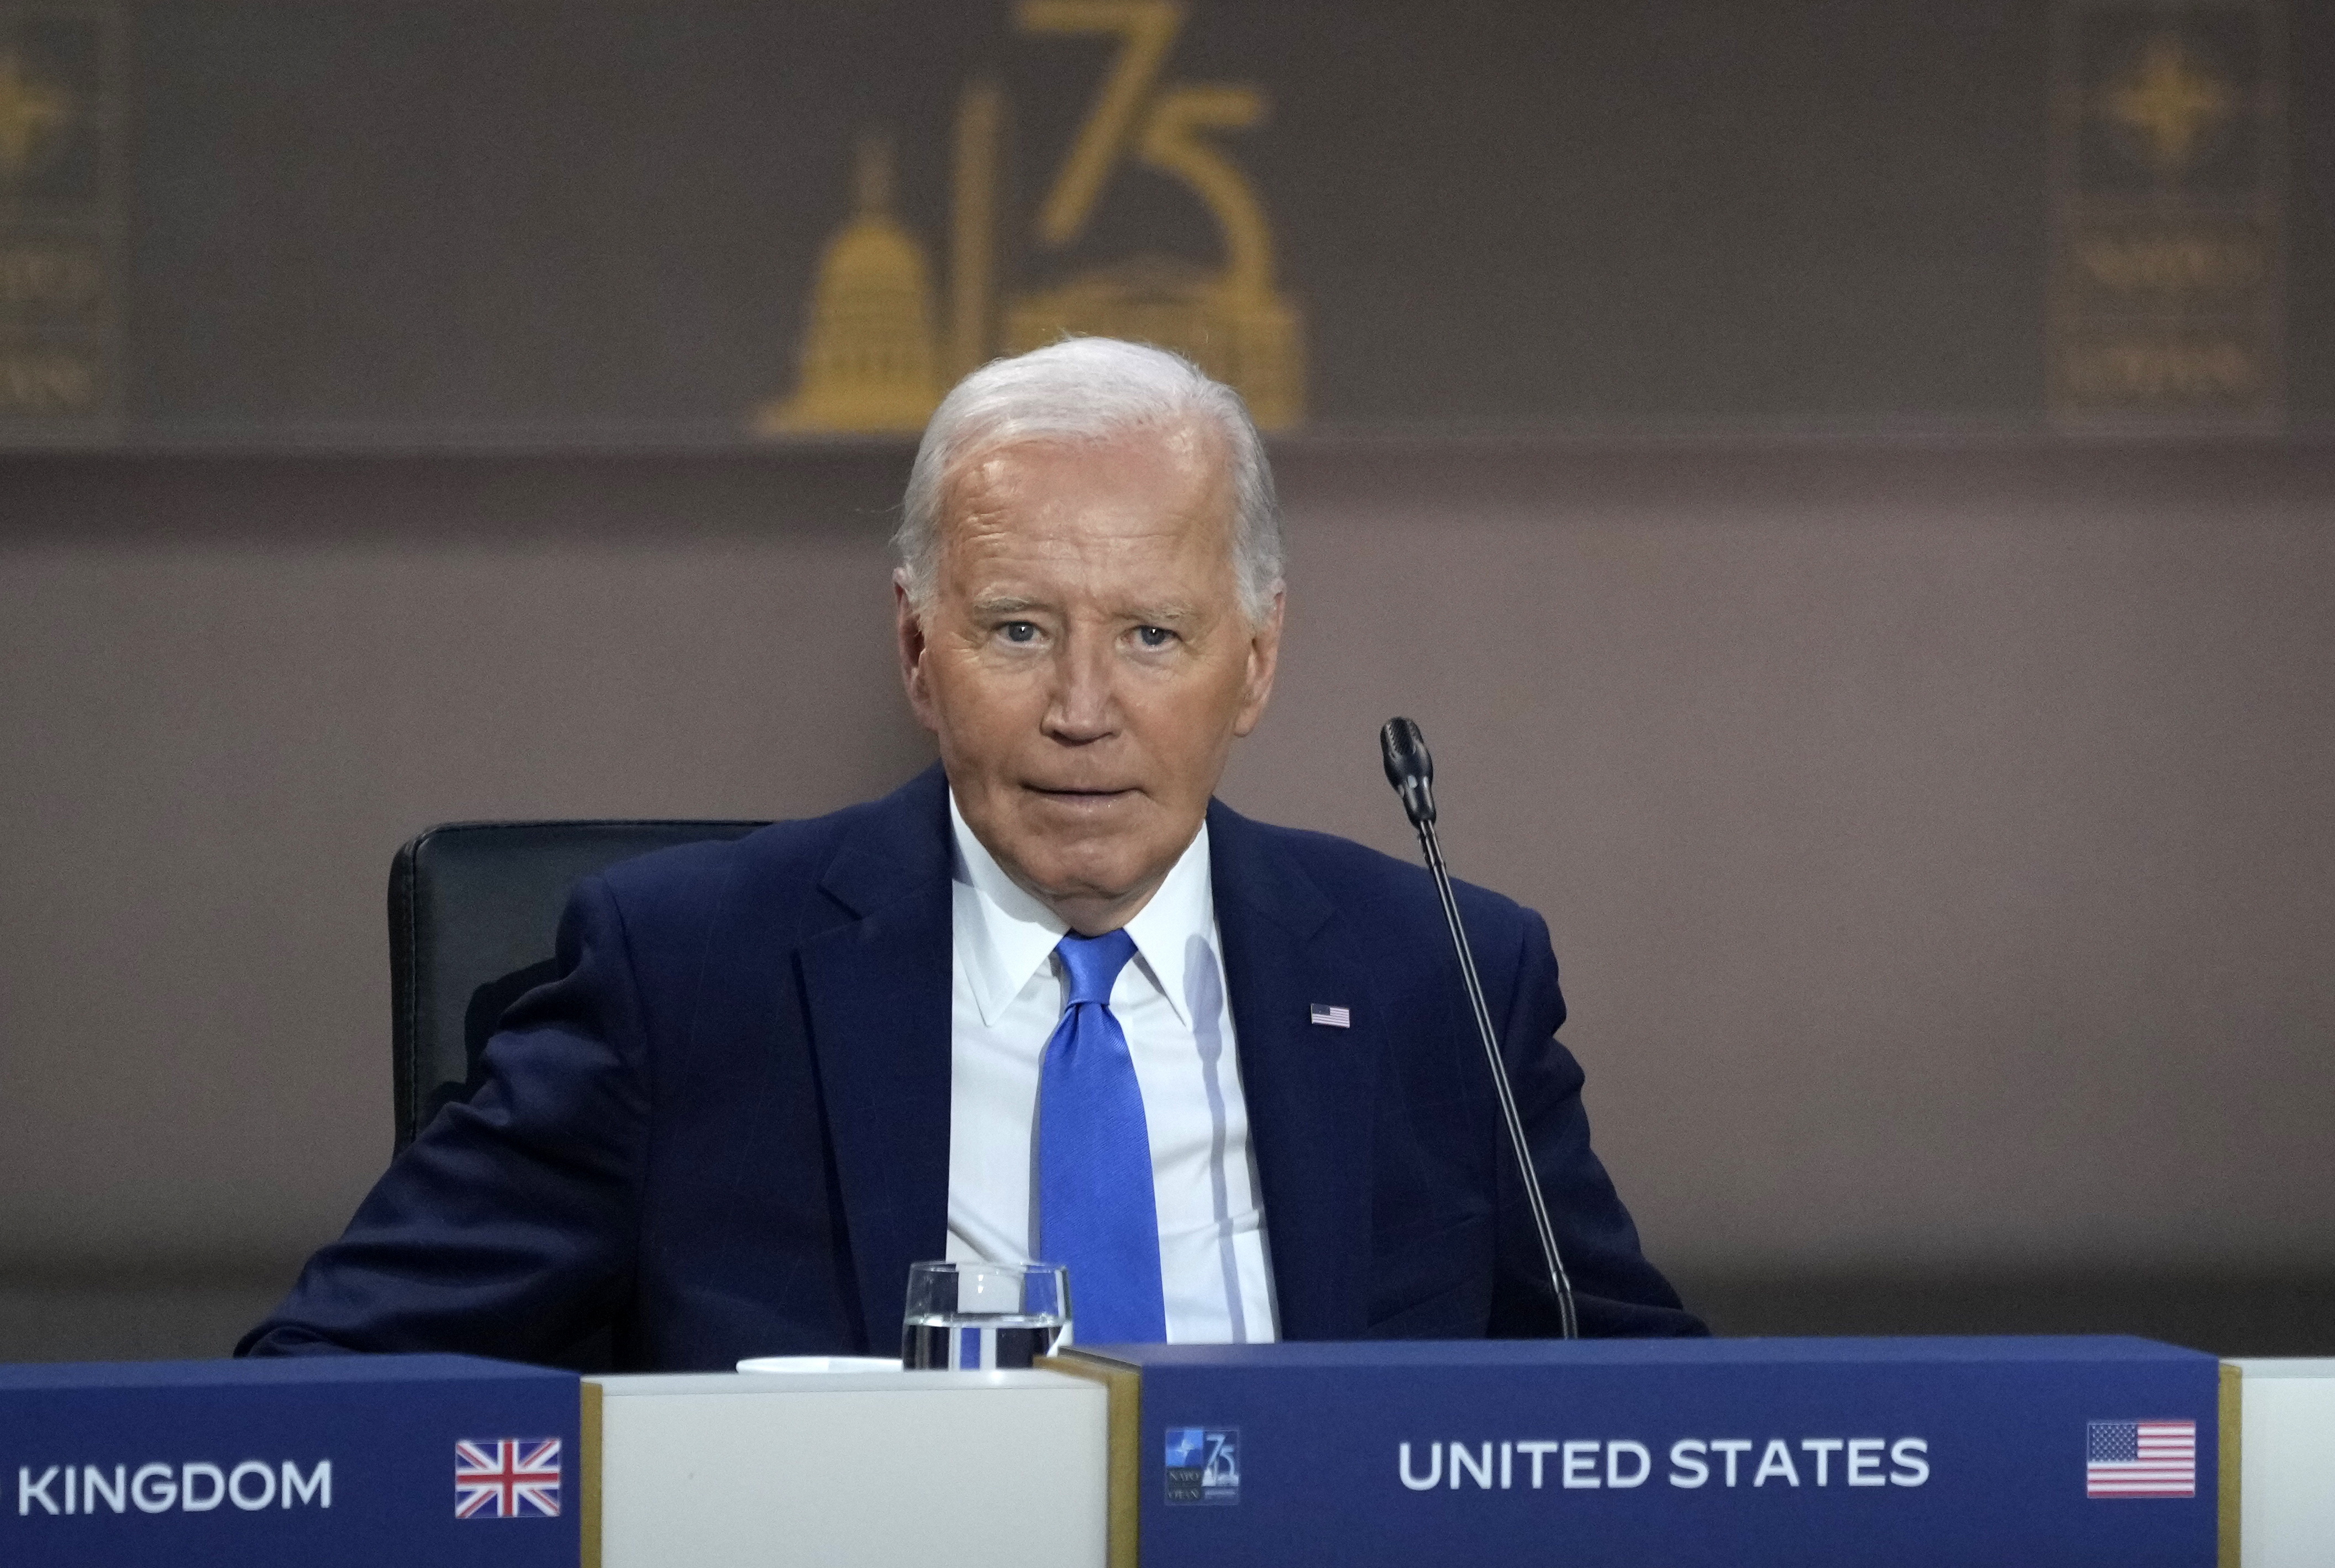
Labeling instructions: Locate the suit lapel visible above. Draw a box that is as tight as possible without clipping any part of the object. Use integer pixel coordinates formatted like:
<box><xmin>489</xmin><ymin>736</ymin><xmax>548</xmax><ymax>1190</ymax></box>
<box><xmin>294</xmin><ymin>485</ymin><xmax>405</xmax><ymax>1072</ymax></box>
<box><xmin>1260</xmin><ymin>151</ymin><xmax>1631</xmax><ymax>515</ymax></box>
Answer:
<box><xmin>1209</xmin><ymin>802</ymin><xmax>1379</xmax><ymax>1340</ymax></box>
<box><xmin>798</xmin><ymin>769</ymin><xmax>954</xmax><ymax>1354</ymax></box>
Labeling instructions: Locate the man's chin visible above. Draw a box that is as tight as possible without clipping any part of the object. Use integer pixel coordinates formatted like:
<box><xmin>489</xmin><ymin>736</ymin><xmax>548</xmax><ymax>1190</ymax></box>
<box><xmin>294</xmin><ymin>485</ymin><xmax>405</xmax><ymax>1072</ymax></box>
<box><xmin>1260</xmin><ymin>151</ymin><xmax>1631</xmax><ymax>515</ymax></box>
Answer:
<box><xmin>1000</xmin><ymin>841</ymin><xmax>1169</xmax><ymax>923</ymax></box>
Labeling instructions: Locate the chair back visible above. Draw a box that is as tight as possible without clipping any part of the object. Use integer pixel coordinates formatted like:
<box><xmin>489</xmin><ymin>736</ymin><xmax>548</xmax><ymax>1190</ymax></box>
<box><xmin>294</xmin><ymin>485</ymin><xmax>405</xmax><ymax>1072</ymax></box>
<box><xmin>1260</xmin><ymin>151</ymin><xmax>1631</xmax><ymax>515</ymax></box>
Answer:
<box><xmin>388</xmin><ymin>819</ymin><xmax>766</xmax><ymax>1151</ymax></box>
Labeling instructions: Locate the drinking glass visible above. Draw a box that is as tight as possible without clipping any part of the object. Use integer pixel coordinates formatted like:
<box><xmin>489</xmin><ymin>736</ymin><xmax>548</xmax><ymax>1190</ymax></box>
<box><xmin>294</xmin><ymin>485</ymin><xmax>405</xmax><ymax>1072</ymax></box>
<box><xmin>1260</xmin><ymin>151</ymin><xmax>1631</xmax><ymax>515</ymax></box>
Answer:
<box><xmin>901</xmin><ymin>1261</ymin><xmax>1070</xmax><ymax>1370</ymax></box>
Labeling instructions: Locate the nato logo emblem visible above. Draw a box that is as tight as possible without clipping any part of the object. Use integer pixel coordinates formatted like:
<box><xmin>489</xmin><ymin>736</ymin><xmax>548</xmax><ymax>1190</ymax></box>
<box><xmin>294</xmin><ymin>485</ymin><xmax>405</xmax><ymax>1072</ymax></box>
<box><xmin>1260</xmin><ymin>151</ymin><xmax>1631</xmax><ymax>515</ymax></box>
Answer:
<box><xmin>1165</xmin><ymin>1427</ymin><xmax>1239</xmax><ymax>1504</ymax></box>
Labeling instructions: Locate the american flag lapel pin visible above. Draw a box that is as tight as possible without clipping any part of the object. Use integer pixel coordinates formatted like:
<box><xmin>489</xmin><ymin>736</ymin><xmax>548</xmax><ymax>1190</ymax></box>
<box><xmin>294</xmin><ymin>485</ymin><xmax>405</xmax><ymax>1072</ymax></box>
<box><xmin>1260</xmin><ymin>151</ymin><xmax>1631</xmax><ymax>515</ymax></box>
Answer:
<box><xmin>1308</xmin><ymin>1003</ymin><xmax>1351</xmax><ymax>1029</ymax></box>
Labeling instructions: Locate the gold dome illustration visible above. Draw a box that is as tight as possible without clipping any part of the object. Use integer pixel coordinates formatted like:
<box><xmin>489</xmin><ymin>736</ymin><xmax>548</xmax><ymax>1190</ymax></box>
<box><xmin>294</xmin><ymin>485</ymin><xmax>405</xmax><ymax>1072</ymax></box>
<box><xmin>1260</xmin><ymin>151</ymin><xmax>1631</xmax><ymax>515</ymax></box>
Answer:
<box><xmin>1001</xmin><ymin>254</ymin><xmax>1304</xmax><ymax>430</ymax></box>
<box><xmin>757</xmin><ymin>134</ymin><xmax>944</xmax><ymax>434</ymax></box>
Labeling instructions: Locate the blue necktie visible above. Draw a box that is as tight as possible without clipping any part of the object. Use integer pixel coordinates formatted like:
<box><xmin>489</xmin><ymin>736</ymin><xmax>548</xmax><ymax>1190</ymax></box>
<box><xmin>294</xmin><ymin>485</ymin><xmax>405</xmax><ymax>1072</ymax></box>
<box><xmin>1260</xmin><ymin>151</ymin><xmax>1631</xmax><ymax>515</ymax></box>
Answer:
<box><xmin>1037</xmin><ymin>929</ymin><xmax>1167</xmax><ymax>1344</ymax></box>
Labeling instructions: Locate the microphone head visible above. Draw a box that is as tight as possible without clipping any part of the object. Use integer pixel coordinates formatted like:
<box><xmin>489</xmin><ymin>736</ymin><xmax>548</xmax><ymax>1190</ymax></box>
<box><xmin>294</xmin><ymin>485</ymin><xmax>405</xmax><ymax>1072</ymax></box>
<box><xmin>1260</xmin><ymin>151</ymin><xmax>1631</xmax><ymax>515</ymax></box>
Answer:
<box><xmin>1379</xmin><ymin>716</ymin><xmax>1437</xmax><ymax>826</ymax></box>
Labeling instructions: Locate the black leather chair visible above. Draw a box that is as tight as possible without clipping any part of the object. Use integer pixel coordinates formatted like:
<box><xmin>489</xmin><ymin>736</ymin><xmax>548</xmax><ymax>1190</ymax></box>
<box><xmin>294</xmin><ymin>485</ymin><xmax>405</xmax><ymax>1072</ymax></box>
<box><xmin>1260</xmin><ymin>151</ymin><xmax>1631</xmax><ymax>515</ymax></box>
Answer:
<box><xmin>388</xmin><ymin>819</ymin><xmax>767</xmax><ymax>1153</ymax></box>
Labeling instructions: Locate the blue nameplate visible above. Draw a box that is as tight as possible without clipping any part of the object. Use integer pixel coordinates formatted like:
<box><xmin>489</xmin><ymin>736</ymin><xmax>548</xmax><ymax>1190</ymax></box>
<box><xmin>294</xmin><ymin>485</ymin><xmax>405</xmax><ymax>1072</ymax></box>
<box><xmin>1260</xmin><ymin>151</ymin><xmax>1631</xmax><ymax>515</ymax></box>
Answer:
<box><xmin>1058</xmin><ymin>1337</ymin><xmax>2222</xmax><ymax>1567</ymax></box>
<box><xmin>1</xmin><ymin>1355</ymin><xmax>579</xmax><ymax>1567</ymax></box>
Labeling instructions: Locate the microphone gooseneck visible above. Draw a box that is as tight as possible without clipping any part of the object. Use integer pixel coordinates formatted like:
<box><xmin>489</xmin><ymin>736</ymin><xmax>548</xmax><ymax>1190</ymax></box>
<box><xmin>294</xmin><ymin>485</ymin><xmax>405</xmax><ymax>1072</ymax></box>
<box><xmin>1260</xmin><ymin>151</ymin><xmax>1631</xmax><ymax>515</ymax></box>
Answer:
<box><xmin>1379</xmin><ymin>718</ymin><xmax>1580</xmax><ymax>1339</ymax></box>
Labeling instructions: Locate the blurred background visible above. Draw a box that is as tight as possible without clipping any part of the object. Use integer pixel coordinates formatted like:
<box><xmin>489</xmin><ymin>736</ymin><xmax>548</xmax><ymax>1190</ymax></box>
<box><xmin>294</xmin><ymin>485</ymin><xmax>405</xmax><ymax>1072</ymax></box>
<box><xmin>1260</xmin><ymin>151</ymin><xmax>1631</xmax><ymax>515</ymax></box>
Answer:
<box><xmin>1</xmin><ymin>0</ymin><xmax>2329</xmax><ymax>1360</ymax></box>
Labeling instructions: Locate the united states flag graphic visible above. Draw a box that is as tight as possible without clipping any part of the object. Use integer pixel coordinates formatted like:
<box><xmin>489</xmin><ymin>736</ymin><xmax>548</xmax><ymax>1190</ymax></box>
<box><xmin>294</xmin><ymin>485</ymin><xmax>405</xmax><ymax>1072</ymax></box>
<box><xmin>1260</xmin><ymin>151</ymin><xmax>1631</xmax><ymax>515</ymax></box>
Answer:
<box><xmin>2085</xmin><ymin>1420</ymin><xmax>2195</xmax><ymax>1498</ymax></box>
<box><xmin>454</xmin><ymin>1438</ymin><xmax>562</xmax><ymax>1518</ymax></box>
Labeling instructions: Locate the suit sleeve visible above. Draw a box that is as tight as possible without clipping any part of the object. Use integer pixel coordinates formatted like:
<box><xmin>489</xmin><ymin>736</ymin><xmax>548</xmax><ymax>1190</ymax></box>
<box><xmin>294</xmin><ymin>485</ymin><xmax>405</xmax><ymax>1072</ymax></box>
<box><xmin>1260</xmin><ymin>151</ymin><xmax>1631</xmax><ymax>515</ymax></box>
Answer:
<box><xmin>1487</xmin><ymin>908</ymin><xmax>1708</xmax><ymax>1338</ymax></box>
<box><xmin>236</xmin><ymin>874</ymin><xmax>653</xmax><ymax>1361</ymax></box>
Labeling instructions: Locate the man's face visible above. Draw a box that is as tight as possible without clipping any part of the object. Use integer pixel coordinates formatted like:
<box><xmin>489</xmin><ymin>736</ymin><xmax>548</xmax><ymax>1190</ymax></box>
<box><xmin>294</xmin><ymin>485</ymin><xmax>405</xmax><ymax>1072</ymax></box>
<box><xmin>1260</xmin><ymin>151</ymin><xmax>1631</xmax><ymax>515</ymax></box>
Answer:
<box><xmin>897</xmin><ymin>423</ymin><xmax>1282</xmax><ymax>933</ymax></box>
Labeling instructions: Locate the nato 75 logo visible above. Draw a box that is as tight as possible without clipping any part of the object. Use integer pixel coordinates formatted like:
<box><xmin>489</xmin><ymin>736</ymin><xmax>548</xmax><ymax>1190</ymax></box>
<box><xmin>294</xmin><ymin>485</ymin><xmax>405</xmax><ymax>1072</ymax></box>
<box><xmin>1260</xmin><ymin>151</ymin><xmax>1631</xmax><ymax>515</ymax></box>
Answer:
<box><xmin>1165</xmin><ymin>1427</ymin><xmax>1239</xmax><ymax>1505</ymax></box>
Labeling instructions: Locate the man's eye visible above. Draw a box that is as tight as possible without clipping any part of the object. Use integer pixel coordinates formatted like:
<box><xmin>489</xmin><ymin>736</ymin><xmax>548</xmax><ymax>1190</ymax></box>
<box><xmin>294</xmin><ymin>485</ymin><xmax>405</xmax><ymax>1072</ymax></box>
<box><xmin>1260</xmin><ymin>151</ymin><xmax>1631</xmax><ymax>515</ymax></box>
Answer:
<box><xmin>1000</xmin><ymin>622</ymin><xmax>1039</xmax><ymax>644</ymax></box>
<box><xmin>1134</xmin><ymin>625</ymin><xmax>1176</xmax><ymax>649</ymax></box>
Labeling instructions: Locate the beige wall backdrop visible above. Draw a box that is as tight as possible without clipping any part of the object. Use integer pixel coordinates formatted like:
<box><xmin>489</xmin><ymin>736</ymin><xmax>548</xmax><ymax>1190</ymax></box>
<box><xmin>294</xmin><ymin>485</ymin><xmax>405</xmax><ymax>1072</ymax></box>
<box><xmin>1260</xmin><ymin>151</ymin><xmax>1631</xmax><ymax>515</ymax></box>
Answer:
<box><xmin>2</xmin><ymin>441</ymin><xmax>2330</xmax><ymax>1353</ymax></box>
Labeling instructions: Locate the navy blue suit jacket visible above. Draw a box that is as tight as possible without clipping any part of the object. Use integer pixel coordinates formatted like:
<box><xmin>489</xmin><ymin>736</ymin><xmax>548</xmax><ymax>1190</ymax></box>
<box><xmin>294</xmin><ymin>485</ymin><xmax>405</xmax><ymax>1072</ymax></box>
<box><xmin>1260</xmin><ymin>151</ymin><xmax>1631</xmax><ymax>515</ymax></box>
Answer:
<box><xmin>242</xmin><ymin>767</ymin><xmax>1701</xmax><ymax>1367</ymax></box>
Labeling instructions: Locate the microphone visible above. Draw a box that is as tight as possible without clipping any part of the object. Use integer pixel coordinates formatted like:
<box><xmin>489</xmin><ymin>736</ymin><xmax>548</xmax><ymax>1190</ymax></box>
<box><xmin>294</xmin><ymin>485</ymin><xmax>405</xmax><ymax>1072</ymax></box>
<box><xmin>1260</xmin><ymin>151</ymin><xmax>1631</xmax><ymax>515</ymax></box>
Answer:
<box><xmin>1380</xmin><ymin>718</ymin><xmax>1579</xmax><ymax>1339</ymax></box>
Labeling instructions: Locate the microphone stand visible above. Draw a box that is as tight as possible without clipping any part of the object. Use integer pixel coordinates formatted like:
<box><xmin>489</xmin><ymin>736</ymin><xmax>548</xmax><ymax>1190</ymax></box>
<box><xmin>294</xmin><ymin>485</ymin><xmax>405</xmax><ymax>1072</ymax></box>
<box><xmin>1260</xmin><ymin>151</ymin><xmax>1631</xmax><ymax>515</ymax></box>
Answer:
<box><xmin>1382</xmin><ymin>718</ymin><xmax>1579</xmax><ymax>1339</ymax></box>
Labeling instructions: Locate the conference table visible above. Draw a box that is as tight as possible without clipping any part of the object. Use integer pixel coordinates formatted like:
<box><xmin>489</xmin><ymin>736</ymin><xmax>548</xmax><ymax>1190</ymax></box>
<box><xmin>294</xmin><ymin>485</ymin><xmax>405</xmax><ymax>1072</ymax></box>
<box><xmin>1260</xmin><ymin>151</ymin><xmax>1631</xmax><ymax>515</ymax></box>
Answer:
<box><xmin>3</xmin><ymin>1339</ymin><xmax>2328</xmax><ymax>1566</ymax></box>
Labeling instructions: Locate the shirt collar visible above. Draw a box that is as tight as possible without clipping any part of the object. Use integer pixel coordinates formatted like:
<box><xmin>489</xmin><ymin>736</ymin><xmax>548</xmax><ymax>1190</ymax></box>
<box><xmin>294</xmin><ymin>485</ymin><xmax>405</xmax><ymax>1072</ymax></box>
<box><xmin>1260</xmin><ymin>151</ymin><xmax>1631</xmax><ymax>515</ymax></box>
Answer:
<box><xmin>947</xmin><ymin>790</ymin><xmax>1213</xmax><ymax>1030</ymax></box>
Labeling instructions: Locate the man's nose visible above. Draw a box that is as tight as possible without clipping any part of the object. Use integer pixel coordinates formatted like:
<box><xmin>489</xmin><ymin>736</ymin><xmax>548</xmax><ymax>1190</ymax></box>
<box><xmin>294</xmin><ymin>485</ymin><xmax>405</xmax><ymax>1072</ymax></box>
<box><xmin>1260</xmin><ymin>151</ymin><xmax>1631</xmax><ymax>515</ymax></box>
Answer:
<box><xmin>1044</xmin><ymin>632</ymin><xmax>1118</xmax><ymax>743</ymax></box>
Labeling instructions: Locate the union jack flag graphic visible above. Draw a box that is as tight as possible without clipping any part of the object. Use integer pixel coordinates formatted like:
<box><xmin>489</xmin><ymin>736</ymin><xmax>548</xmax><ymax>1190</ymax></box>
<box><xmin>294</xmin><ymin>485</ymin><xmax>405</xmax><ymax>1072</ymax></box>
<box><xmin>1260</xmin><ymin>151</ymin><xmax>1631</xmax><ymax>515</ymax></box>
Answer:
<box><xmin>454</xmin><ymin>1438</ymin><xmax>562</xmax><ymax>1518</ymax></box>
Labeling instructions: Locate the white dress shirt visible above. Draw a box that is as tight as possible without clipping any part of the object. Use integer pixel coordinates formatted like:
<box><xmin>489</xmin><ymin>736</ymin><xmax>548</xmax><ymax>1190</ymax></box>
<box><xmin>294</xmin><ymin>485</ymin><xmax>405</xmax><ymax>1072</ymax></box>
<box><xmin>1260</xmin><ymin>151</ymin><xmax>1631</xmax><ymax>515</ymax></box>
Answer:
<box><xmin>943</xmin><ymin>792</ymin><xmax>1279</xmax><ymax>1343</ymax></box>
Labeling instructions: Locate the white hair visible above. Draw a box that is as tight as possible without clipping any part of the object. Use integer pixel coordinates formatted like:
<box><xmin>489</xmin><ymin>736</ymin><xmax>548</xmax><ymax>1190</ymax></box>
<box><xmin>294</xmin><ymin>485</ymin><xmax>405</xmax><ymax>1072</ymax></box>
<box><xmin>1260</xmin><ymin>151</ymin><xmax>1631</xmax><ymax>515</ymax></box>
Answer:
<box><xmin>896</xmin><ymin>338</ymin><xmax>1283</xmax><ymax>623</ymax></box>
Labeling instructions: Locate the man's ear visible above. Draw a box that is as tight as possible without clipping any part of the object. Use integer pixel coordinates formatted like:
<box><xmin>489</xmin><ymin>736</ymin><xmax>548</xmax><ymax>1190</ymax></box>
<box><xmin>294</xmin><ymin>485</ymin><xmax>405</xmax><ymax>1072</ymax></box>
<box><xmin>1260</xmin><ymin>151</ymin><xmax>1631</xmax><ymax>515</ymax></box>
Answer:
<box><xmin>895</xmin><ymin>570</ymin><xmax>939</xmax><ymax>733</ymax></box>
<box><xmin>1231</xmin><ymin>586</ymin><xmax>1285</xmax><ymax>739</ymax></box>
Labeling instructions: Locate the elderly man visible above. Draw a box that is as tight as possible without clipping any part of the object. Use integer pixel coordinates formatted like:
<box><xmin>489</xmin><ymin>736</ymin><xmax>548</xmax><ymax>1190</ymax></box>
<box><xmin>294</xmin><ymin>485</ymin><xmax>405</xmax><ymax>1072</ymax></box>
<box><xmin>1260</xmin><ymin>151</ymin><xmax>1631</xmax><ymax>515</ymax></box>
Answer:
<box><xmin>241</xmin><ymin>339</ymin><xmax>1700</xmax><ymax>1367</ymax></box>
